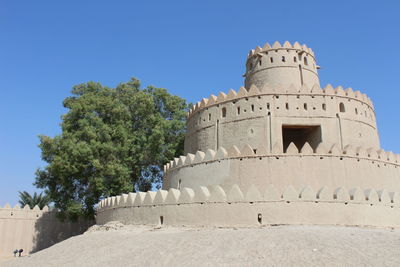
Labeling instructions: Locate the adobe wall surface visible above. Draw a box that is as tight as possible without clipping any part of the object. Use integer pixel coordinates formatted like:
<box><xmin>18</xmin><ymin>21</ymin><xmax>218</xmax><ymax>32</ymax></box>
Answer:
<box><xmin>164</xmin><ymin>142</ymin><xmax>400</xmax><ymax>193</ymax></box>
<box><xmin>0</xmin><ymin>205</ymin><xmax>92</xmax><ymax>257</ymax></box>
<box><xmin>244</xmin><ymin>41</ymin><xmax>319</xmax><ymax>89</ymax></box>
<box><xmin>96</xmin><ymin>184</ymin><xmax>400</xmax><ymax>228</ymax></box>
<box><xmin>184</xmin><ymin>84</ymin><xmax>379</xmax><ymax>154</ymax></box>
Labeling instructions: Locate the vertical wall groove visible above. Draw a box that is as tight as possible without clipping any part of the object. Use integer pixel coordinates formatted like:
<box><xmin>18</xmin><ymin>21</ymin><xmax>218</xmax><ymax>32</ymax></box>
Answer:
<box><xmin>268</xmin><ymin>112</ymin><xmax>272</xmax><ymax>152</ymax></box>
<box><xmin>337</xmin><ymin>113</ymin><xmax>344</xmax><ymax>149</ymax></box>
<box><xmin>299</xmin><ymin>64</ymin><xmax>304</xmax><ymax>86</ymax></box>
<box><xmin>216</xmin><ymin>119</ymin><xmax>220</xmax><ymax>150</ymax></box>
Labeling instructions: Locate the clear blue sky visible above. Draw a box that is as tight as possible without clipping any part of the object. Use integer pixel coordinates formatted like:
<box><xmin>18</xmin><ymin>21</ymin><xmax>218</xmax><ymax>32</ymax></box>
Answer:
<box><xmin>1</xmin><ymin>0</ymin><xmax>400</xmax><ymax>206</ymax></box>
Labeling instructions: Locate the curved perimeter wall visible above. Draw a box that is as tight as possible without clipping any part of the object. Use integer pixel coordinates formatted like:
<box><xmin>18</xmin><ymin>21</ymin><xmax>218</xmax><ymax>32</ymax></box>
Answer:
<box><xmin>97</xmin><ymin>184</ymin><xmax>400</xmax><ymax>228</ymax></box>
<box><xmin>0</xmin><ymin>205</ymin><xmax>92</xmax><ymax>258</ymax></box>
<box><xmin>164</xmin><ymin>142</ymin><xmax>400</xmax><ymax>193</ymax></box>
<box><xmin>184</xmin><ymin>84</ymin><xmax>379</xmax><ymax>154</ymax></box>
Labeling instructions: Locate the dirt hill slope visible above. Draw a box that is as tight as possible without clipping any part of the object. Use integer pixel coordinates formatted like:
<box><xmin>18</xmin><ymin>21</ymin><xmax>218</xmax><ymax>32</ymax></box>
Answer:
<box><xmin>3</xmin><ymin>223</ymin><xmax>400</xmax><ymax>267</ymax></box>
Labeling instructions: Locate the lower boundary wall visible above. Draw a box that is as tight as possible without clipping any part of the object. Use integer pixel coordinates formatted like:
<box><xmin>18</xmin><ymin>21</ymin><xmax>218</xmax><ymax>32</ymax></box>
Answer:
<box><xmin>97</xmin><ymin>184</ymin><xmax>400</xmax><ymax>228</ymax></box>
<box><xmin>0</xmin><ymin>205</ymin><xmax>93</xmax><ymax>258</ymax></box>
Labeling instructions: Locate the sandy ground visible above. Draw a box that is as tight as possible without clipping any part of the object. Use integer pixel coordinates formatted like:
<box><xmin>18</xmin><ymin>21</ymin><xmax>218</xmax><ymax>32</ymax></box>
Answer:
<box><xmin>3</xmin><ymin>222</ymin><xmax>400</xmax><ymax>267</ymax></box>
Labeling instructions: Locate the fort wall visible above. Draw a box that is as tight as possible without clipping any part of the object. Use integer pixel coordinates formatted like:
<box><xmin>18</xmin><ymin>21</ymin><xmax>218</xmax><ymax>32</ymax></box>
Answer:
<box><xmin>98</xmin><ymin>41</ymin><xmax>399</xmax><ymax>229</ymax></box>
<box><xmin>96</xmin><ymin>184</ymin><xmax>400</xmax><ymax>228</ymax></box>
<box><xmin>165</xmin><ymin>142</ymin><xmax>400</xmax><ymax>193</ymax></box>
<box><xmin>0</xmin><ymin>205</ymin><xmax>92</xmax><ymax>257</ymax></box>
<box><xmin>184</xmin><ymin>84</ymin><xmax>379</xmax><ymax>154</ymax></box>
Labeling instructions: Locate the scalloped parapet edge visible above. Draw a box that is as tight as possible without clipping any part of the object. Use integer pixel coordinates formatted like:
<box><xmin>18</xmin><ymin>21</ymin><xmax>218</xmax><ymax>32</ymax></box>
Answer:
<box><xmin>163</xmin><ymin>142</ymin><xmax>399</xmax><ymax>173</ymax></box>
<box><xmin>0</xmin><ymin>204</ymin><xmax>51</xmax><ymax>211</ymax></box>
<box><xmin>247</xmin><ymin>41</ymin><xmax>315</xmax><ymax>59</ymax></box>
<box><xmin>98</xmin><ymin>184</ymin><xmax>400</xmax><ymax>212</ymax></box>
<box><xmin>187</xmin><ymin>83</ymin><xmax>373</xmax><ymax>118</ymax></box>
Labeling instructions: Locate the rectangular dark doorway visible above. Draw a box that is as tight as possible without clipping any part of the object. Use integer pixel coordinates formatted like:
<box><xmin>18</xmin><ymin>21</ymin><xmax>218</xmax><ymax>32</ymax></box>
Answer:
<box><xmin>282</xmin><ymin>125</ymin><xmax>322</xmax><ymax>152</ymax></box>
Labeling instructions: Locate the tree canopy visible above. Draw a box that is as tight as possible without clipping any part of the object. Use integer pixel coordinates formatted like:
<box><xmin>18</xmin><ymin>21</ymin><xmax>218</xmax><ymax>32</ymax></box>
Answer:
<box><xmin>18</xmin><ymin>191</ymin><xmax>51</xmax><ymax>209</ymax></box>
<box><xmin>35</xmin><ymin>78</ymin><xmax>188</xmax><ymax>220</ymax></box>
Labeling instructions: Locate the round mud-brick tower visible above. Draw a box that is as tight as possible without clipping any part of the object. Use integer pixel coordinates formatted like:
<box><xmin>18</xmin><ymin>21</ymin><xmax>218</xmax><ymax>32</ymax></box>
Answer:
<box><xmin>98</xmin><ymin>41</ymin><xmax>400</xmax><ymax>230</ymax></box>
<box><xmin>244</xmin><ymin>41</ymin><xmax>320</xmax><ymax>89</ymax></box>
<box><xmin>184</xmin><ymin>41</ymin><xmax>380</xmax><ymax>156</ymax></box>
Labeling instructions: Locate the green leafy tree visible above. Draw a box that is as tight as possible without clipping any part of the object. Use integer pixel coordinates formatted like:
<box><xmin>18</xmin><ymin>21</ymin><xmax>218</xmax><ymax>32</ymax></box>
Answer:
<box><xmin>18</xmin><ymin>191</ymin><xmax>51</xmax><ymax>209</ymax></box>
<box><xmin>35</xmin><ymin>78</ymin><xmax>188</xmax><ymax>221</ymax></box>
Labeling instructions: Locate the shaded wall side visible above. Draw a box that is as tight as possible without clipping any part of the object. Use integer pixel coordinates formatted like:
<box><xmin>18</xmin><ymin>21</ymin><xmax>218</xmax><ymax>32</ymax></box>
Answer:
<box><xmin>0</xmin><ymin>208</ymin><xmax>92</xmax><ymax>256</ymax></box>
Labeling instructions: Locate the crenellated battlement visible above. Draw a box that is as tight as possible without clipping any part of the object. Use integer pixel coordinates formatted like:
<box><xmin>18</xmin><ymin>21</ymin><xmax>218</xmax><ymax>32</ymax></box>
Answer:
<box><xmin>187</xmin><ymin>84</ymin><xmax>373</xmax><ymax>119</ymax></box>
<box><xmin>0</xmin><ymin>204</ymin><xmax>51</xmax><ymax>219</ymax></box>
<box><xmin>165</xmin><ymin>142</ymin><xmax>399</xmax><ymax>173</ymax></box>
<box><xmin>98</xmin><ymin>184</ymin><xmax>400</xmax><ymax>210</ymax></box>
<box><xmin>163</xmin><ymin>140</ymin><xmax>400</xmax><ymax>198</ymax></box>
<box><xmin>247</xmin><ymin>41</ymin><xmax>315</xmax><ymax>59</ymax></box>
<box><xmin>96</xmin><ymin>183</ymin><xmax>400</xmax><ymax>228</ymax></box>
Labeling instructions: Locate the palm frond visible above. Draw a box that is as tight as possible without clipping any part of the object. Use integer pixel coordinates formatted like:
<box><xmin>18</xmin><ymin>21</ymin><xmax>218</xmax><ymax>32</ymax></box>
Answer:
<box><xmin>18</xmin><ymin>191</ymin><xmax>51</xmax><ymax>209</ymax></box>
